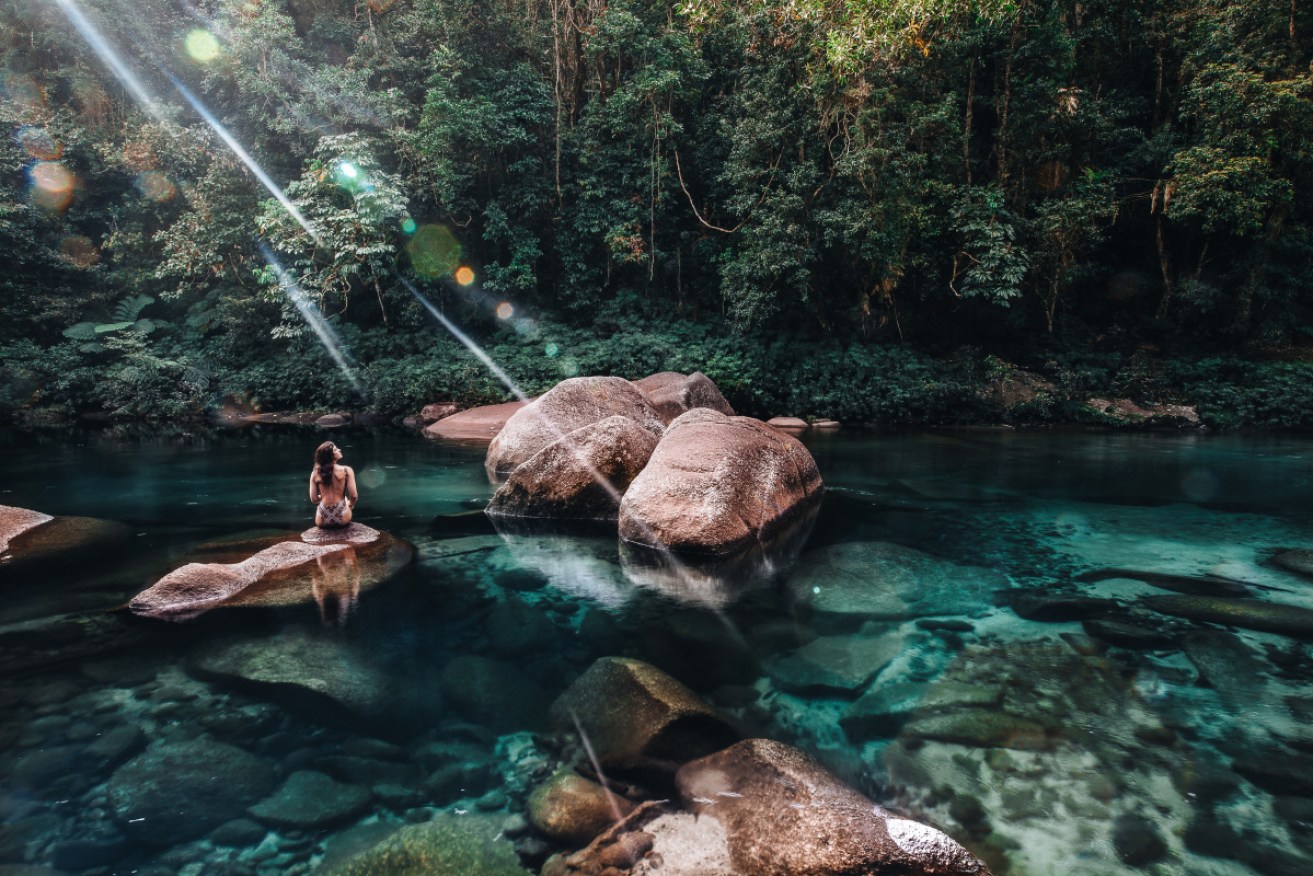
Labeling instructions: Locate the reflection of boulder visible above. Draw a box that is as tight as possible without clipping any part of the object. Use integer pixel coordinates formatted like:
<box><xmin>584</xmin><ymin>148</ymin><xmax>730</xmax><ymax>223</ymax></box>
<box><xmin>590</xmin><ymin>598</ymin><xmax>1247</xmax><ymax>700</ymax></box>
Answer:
<box><xmin>107</xmin><ymin>737</ymin><xmax>275</xmax><ymax>845</ymax></box>
<box><xmin>788</xmin><ymin>541</ymin><xmax>1007</xmax><ymax>627</ymax></box>
<box><xmin>129</xmin><ymin>529</ymin><xmax>413</xmax><ymax>619</ymax></box>
<box><xmin>550</xmin><ymin>657</ymin><xmax>737</xmax><ymax>773</ymax></box>
<box><xmin>487</xmin><ymin>522</ymin><xmax>634</xmax><ymax>610</ymax></box>
<box><xmin>632</xmin><ymin>371</ymin><xmax>735</xmax><ymax>425</ymax></box>
<box><xmin>423</xmin><ymin>400</ymin><xmax>528</xmax><ymax>442</ymax></box>
<box><xmin>619</xmin><ymin>503</ymin><xmax>818</xmax><ymax>610</ymax></box>
<box><xmin>486</xmin><ymin>377</ymin><xmax>664</xmax><ymax>478</ymax></box>
<box><xmin>675</xmin><ymin>739</ymin><xmax>988</xmax><ymax>875</ymax></box>
<box><xmin>619</xmin><ymin>409</ymin><xmax>823</xmax><ymax>557</ymax></box>
<box><xmin>0</xmin><ymin>505</ymin><xmax>129</xmax><ymax>575</ymax></box>
<box><xmin>487</xmin><ymin>416</ymin><xmax>658</xmax><ymax>521</ymax></box>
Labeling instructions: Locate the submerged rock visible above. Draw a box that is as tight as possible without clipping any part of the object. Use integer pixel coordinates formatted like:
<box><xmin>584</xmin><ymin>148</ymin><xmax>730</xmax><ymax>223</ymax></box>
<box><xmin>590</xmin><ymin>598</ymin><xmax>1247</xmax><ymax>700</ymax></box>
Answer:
<box><xmin>487</xmin><ymin>415</ymin><xmax>658</xmax><ymax>521</ymax></box>
<box><xmin>318</xmin><ymin>812</ymin><xmax>529</xmax><ymax>876</ymax></box>
<box><xmin>902</xmin><ymin>710</ymin><xmax>1053</xmax><ymax>751</ymax></box>
<box><xmin>1011</xmin><ymin>589</ymin><xmax>1119</xmax><ymax>622</ymax></box>
<box><xmin>248</xmin><ymin>770</ymin><xmax>371</xmax><ymax>829</ymax></box>
<box><xmin>189</xmin><ymin>627</ymin><xmax>401</xmax><ymax>727</ymax></box>
<box><xmin>619</xmin><ymin>408</ymin><xmax>823</xmax><ymax>556</ymax></box>
<box><xmin>676</xmin><ymin>739</ymin><xmax>988</xmax><ymax>875</ymax></box>
<box><xmin>439</xmin><ymin>654</ymin><xmax>550</xmax><ymax>732</ymax></box>
<box><xmin>486</xmin><ymin>377</ymin><xmax>665</xmax><ymax>478</ymax></box>
<box><xmin>1144</xmin><ymin>595</ymin><xmax>1313</xmax><ymax>640</ymax></box>
<box><xmin>527</xmin><ymin>772</ymin><xmax>634</xmax><ymax>847</ymax></box>
<box><xmin>1081</xmin><ymin>618</ymin><xmax>1177</xmax><ymax>650</ymax></box>
<box><xmin>550</xmin><ymin>657</ymin><xmax>737</xmax><ymax>772</ymax></box>
<box><xmin>787</xmin><ymin>541</ymin><xmax>1006</xmax><ymax>626</ymax></box>
<box><xmin>1272</xmin><ymin>549</ymin><xmax>1313</xmax><ymax>579</ymax></box>
<box><xmin>424</xmin><ymin>400</ymin><xmax>528</xmax><ymax>443</ymax></box>
<box><xmin>632</xmin><ymin>371</ymin><xmax>735</xmax><ymax>425</ymax></box>
<box><xmin>766</xmin><ymin>633</ymin><xmax>903</xmax><ymax>694</ymax></box>
<box><xmin>107</xmin><ymin>737</ymin><xmax>275</xmax><ymax>844</ymax></box>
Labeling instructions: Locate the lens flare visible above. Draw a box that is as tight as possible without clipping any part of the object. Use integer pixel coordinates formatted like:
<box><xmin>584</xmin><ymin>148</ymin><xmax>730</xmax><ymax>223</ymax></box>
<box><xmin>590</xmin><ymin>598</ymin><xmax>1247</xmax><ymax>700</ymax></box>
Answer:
<box><xmin>454</xmin><ymin>265</ymin><xmax>475</xmax><ymax>286</ymax></box>
<box><xmin>4</xmin><ymin>74</ymin><xmax>45</xmax><ymax>112</ymax></box>
<box><xmin>58</xmin><ymin>235</ymin><xmax>100</xmax><ymax>267</ymax></box>
<box><xmin>30</xmin><ymin>162</ymin><xmax>76</xmax><ymax>211</ymax></box>
<box><xmin>16</xmin><ymin>126</ymin><xmax>60</xmax><ymax>161</ymax></box>
<box><xmin>185</xmin><ymin>29</ymin><xmax>220</xmax><ymax>62</ymax></box>
<box><xmin>496</xmin><ymin>302</ymin><xmax>514</xmax><ymax>320</ymax></box>
<box><xmin>52</xmin><ymin>0</ymin><xmax>167</xmax><ymax>121</ymax></box>
<box><xmin>400</xmin><ymin>217</ymin><xmax>417</xmax><ymax>234</ymax></box>
<box><xmin>338</xmin><ymin>161</ymin><xmax>358</xmax><ymax>179</ymax></box>
<box><xmin>136</xmin><ymin>171</ymin><xmax>177</xmax><ymax>202</ymax></box>
<box><xmin>545</xmin><ymin>342</ymin><xmax>560</xmax><ymax>358</ymax></box>
<box><xmin>407</xmin><ymin>225</ymin><xmax>461</xmax><ymax>278</ymax></box>
<box><xmin>560</xmin><ymin>357</ymin><xmax>580</xmax><ymax>377</ymax></box>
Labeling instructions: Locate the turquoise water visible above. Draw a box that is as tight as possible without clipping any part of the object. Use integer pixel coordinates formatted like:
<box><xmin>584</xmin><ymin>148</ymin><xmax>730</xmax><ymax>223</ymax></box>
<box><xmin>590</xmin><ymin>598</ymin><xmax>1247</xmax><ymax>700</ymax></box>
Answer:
<box><xmin>2</xmin><ymin>426</ymin><xmax>1313</xmax><ymax>874</ymax></box>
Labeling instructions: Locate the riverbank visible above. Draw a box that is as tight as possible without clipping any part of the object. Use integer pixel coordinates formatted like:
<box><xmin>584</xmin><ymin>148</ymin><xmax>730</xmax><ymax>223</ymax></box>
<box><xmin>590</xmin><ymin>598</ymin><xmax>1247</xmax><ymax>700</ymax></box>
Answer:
<box><xmin>4</xmin><ymin>320</ymin><xmax>1313</xmax><ymax>430</ymax></box>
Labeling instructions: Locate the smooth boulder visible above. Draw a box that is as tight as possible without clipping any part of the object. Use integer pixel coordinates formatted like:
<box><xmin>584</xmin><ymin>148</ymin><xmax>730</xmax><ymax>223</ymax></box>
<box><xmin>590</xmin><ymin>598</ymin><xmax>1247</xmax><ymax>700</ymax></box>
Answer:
<box><xmin>527</xmin><ymin>772</ymin><xmax>634</xmax><ymax>846</ymax></box>
<box><xmin>319</xmin><ymin>812</ymin><xmax>529</xmax><ymax>876</ymax></box>
<box><xmin>1144</xmin><ymin>595</ymin><xmax>1313</xmax><ymax>640</ymax></box>
<box><xmin>619</xmin><ymin>408</ymin><xmax>823</xmax><ymax>556</ymax></box>
<box><xmin>675</xmin><ymin>739</ymin><xmax>988</xmax><ymax>875</ymax></box>
<box><xmin>487</xmin><ymin>416</ymin><xmax>658</xmax><ymax>521</ymax></box>
<box><xmin>0</xmin><ymin>505</ymin><xmax>52</xmax><ymax>554</ymax></box>
<box><xmin>107</xmin><ymin>737</ymin><xmax>275</xmax><ymax>844</ymax></box>
<box><xmin>633</xmin><ymin>371</ymin><xmax>734</xmax><ymax>425</ymax></box>
<box><xmin>486</xmin><ymin>377</ymin><xmax>665</xmax><ymax>478</ymax></box>
<box><xmin>550</xmin><ymin>657</ymin><xmax>737</xmax><ymax>772</ymax></box>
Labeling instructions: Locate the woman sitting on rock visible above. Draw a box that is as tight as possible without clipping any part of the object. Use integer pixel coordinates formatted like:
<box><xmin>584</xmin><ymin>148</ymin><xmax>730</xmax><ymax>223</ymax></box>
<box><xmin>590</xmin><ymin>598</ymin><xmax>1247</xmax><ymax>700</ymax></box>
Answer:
<box><xmin>309</xmin><ymin>441</ymin><xmax>358</xmax><ymax>529</ymax></box>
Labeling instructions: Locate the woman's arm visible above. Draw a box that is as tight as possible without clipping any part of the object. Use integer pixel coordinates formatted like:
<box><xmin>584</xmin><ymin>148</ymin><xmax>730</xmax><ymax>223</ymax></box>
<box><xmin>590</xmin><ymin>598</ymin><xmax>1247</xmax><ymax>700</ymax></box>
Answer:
<box><xmin>345</xmin><ymin>467</ymin><xmax>359</xmax><ymax>506</ymax></box>
<box><xmin>309</xmin><ymin>471</ymin><xmax>320</xmax><ymax>503</ymax></box>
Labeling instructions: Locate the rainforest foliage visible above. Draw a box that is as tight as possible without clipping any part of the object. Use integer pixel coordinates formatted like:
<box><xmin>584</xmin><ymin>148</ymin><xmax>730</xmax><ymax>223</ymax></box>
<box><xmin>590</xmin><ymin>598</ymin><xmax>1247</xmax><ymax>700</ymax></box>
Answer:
<box><xmin>2</xmin><ymin>0</ymin><xmax>1312</xmax><ymax>424</ymax></box>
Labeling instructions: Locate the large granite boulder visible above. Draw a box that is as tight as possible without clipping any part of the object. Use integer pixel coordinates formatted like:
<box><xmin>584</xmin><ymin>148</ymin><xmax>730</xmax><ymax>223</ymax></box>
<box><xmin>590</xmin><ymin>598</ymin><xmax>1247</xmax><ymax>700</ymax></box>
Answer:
<box><xmin>633</xmin><ymin>371</ymin><xmax>735</xmax><ymax>425</ymax></box>
<box><xmin>319</xmin><ymin>812</ymin><xmax>529</xmax><ymax>876</ymax></box>
<box><xmin>107</xmin><ymin>737</ymin><xmax>275</xmax><ymax>844</ymax></box>
<box><xmin>130</xmin><ymin>529</ymin><xmax>413</xmax><ymax>618</ymax></box>
<box><xmin>550</xmin><ymin>657</ymin><xmax>737</xmax><ymax>772</ymax></box>
<box><xmin>528</xmin><ymin>771</ymin><xmax>635</xmax><ymax>846</ymax></box>
<box><xmin>618</xmin><ymin>409</ymin><xmax>823</xmax><ymax>556</ymax></box>
<box><xmin>424</xmin><ymin>400</ymin><xmax>528</xmax><ymax>442</ymax></box>
<box><xmin>487</xmin><ymin>416</ymin><xmax>659</xmax><ymax>521</ymax></box>
<box><xmin>486</xmin><ymin>377</ymin><xmax>665</xmax><ymax>478</ymax></box>
<box><xmin>676</xmin><ymin>739</ymin><xmax>989</xmax><ymax>875</ymax></box>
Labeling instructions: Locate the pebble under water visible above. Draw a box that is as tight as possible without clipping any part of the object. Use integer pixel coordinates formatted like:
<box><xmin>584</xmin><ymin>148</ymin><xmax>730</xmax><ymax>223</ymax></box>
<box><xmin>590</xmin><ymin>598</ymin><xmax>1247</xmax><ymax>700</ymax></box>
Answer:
<box><xmin>2</xmin><ymin>425</ymin><xmax>1313</xmax><ymax>876</ymax></box>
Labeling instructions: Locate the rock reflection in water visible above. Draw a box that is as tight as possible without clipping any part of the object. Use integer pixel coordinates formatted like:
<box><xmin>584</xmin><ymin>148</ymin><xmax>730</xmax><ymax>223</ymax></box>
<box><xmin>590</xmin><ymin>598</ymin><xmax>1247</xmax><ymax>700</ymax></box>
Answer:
<box><xmin>618</xmin><ymin>502</ymin><xmax>820</xmax><ymax>610</ymax></box>
<box><xmin>488</xmin><ymin>516</ymin><xmax>634</xmax><ymax>609</ymax></box>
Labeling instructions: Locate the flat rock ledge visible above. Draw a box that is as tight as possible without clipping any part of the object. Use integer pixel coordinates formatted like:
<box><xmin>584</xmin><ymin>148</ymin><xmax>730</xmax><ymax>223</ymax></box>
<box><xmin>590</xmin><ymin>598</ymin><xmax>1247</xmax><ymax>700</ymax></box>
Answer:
<box><xmin>0</xmin><ymin>505</ymin><xmax>53</xmax><ymax>554</ymax></box>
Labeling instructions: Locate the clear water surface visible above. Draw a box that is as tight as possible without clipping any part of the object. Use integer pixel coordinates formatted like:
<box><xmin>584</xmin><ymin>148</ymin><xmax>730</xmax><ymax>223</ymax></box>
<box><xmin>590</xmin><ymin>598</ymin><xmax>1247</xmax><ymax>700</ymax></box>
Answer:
<box><xmin>2</xmin><ymin>426</ymin><xmax>1312</xmax><ymax>875</ymax></box>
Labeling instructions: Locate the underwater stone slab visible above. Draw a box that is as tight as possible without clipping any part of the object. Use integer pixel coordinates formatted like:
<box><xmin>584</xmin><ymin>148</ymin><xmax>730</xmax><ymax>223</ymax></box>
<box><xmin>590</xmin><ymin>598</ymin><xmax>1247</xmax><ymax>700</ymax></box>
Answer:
<box><xmin>1272</xmin><ymin>549</ymin><xmax>1313</xmax><ymax>579</ymax></box>
<box><xmin>107</xmin><ymin>737</ymin><xmax>275</xmax><ymax>844</ymax></box>
<box><xmin>902</xmin><ymin>710</ymin><xmax>1053</xmax><ymax>751</ymax></box>
<box><xmin>550</xmin><ymin>657</ymin><xmax>737</xmax><ymax>772</ymax></box>
<box><xmin>788</xmin><ymin>541</ymin><xmax>1007</xmax><ymax>625</ymax></box>
<box><xmin>1081</xmin><ymin>618</ymin><xmax>1177</xmax><ymax>649</ymax></box>
<box><xmin>1011</xmin><ymin>589</ymin><xmax>1120</xmax><ymax>622</ymax></box>
<box><xmin>1181</xmin><ymin>630</ymin><xmax>1268</xmax><ymax>705</ymax></box>
<box><xmin>675</xmin><ymin>739</ymin><xmax>988</xmax><ymax>875</ymax></box>
<box><xmin>1144</xmin><ymin>595</ymin><xmax>1313</xmax><ymax>640</ymax></box>
<box><xmin>318</xmin><ymin>812</ymin><xmax>529</xmax><ymax>876</ymax></box>
<box><xmin>766</xmin><ymin>634</ymin><xmax>903</xmax><ymax>694</ymax></box>
<box><xmin>248</xmin><ymin>770</ymin><xmax>371</xmax><ymax>829</ymax></box>
<box><xmin>840</xmin><ymin>682</ymin><xmax>929</xmax><ymax>741</ymax></box>
<box><xmin>189</xmin><ymin>626</ymin><xmax>394</xmax><ymax>724</ymax></box>
<box><xmin>439</xmin><ymin>654</ymin><xmax>550</xmax><ymax>732</ymax></box>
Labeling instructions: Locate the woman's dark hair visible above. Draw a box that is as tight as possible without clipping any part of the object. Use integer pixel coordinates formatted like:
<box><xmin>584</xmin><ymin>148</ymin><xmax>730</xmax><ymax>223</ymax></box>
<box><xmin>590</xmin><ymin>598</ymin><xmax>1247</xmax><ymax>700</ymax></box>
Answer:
<box><xmin>314</xmin><ymin>442</ymin><xmax>337</xmax><ymax>489</ymax></box>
